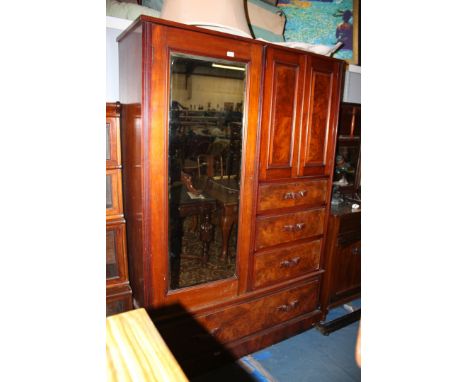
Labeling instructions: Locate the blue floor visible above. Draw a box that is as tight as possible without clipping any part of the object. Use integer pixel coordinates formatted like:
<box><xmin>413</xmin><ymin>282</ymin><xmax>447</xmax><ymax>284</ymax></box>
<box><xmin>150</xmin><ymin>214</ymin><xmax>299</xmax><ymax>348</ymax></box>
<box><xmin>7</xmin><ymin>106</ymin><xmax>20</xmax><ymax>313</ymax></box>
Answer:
<box><xmin>194</xmin><ymin>300</ymin><xmax>361</xmax><ymax>382</ymax></box>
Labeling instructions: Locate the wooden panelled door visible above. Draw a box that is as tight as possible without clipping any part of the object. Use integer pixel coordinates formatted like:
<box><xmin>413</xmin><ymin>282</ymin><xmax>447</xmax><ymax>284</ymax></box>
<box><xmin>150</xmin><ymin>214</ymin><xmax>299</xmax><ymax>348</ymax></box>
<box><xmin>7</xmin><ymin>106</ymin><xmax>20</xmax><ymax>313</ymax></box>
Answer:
<box><xmin>298</xmin><ymin>56</ymin><xmax>341</xmax><ymax>177</ymax></box>
<box><xmin>259</xmin><ymin>47</ymin><xmax>341</xmax><ymax>180</ymax></box>
<box><xmin>259</xmin><ymin>47</ymin><xmax>306</xmax><ymax>181</ymax></box>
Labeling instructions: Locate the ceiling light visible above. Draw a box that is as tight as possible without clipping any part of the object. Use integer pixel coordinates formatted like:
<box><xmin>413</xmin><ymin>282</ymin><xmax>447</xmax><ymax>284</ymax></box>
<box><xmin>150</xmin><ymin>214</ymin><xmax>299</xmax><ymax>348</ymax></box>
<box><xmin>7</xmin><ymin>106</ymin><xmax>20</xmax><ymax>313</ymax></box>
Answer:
<box><xmin>211</xmin><ymin>63</ymin><xmax>245</xmax><ymax>71</ymax></box>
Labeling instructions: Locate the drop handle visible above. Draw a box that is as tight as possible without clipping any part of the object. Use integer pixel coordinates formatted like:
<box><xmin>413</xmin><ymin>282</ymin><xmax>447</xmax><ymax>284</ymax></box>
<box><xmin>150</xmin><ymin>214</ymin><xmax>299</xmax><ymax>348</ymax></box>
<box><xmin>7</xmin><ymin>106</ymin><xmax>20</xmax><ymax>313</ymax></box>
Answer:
<box><xmin>280</xmin><ymin>257</ymin><xmax>301</xmax><ymax>268</ymax></box>
<box><xmin>277</xmin><ymin>300</ymin><xmax>299</xmax><ymax>312</ymax></box>
<box><xmin>282</xmin><ymin>190</ymin><xmax>308</xmax><ymax>200</ymax></box>
<box><xmin>352</xmin><ymin>247</ymin><xmax>360</xmax><ymax>255</ymax></box>
<box><xmin>283</xmin><ymin>223</ymin><xmax>306</xmax><ymax>232</ymax></box>
<box><xmin>192</xmin><ymin>327</ymin><xmax>220</xmax><ymax>340</ymax></box>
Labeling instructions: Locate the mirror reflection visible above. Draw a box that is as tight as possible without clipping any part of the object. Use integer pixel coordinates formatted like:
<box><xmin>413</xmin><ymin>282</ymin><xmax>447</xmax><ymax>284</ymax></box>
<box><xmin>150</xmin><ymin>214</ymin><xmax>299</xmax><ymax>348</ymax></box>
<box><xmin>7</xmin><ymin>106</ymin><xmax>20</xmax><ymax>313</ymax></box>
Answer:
<box><xmin>168</xmin><ymin>54</ymin><xmax>246</xmax><ymax>290</ymax></box>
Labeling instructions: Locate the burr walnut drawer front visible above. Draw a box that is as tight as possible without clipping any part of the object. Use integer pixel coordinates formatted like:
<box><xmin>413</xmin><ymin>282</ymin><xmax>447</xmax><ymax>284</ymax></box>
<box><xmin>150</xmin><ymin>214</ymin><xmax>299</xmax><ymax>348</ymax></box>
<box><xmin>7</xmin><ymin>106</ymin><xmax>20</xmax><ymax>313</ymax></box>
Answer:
<box><xmin>253</xmin><ymin>239</ymin><xmax>322</xmax><ymax>289</ymax></box>
<box><xmin>257</xmin><ymin>179</ymin><xmax>328</xmax><ymax>212</ymax></box>
<box><xmin>197</xmin><ymin>279</ymin><xmax>320</xmax><ymax>344</ymax></box>
<box><xmin>255</xmin><ymin>208</ymin><xmax>325</xmax><ymax>250</ymax></box>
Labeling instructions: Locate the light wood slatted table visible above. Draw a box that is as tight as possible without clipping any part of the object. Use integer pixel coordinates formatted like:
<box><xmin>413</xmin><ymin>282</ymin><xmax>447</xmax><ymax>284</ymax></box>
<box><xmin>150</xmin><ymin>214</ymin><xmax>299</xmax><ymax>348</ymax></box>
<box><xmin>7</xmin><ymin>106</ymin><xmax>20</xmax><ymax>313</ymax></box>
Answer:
<box><xmin>107</xmin><ymin>308</ymin><xmax>189</xmax><ymax>382</ymax></box>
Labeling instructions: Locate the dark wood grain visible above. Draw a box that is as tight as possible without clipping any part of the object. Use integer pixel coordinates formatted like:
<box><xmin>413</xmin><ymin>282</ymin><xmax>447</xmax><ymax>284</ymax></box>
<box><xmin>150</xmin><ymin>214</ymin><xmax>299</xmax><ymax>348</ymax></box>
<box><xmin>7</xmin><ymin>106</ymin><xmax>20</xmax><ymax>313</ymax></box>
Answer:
<box><xmin>259</xmin><ymin>48</ymin><xmax>306</xmax><ymax>181</ymax></box>
<box><xmin>320</xmin><ymin>207</ymin><xmax>361</xmax><ymax>316</ymax></box>
<box><xmin>299</xmin><ymin>57</ymin><xmax>344</xmax><ymax>177</ymax></box>
<box><xmin>255</xmin><ymin>208</ymin><xmax>325</xmax><ymax>250</ymax></box>
<box><xmin>196</xmin><ymin>279</ymin><xmax>320</xmax><ymax>343</ymax></box>
<box><xmin>252</xmin><ymin>239</ymin><xmax>322</xmax><ymax>289</ymax></box>
<box><xmin>257</xmin><ymin>179</ymin><xmax>327</xmax><ymax>212</ymax></box>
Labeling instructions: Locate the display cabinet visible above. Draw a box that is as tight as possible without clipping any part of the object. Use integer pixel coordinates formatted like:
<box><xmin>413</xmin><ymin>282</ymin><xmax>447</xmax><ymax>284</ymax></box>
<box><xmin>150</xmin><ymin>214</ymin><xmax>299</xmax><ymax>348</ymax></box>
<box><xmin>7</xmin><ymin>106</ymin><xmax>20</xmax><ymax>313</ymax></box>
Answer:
<box><xmin>332</xmin><ymin>102</ymin><xmax>361</xmax><ymax>198</ymax></box>
<box><xmin>118</xmin><ymin>15</ymin><xmax>343</xmax><ymax>376</ymax></box>
<box><xmin>106</xmin><ymin>102</ymin><xmax>133</xmax><ymax>316</ymax></box>
<box><xmin>320</xmin><ymin>102</ymin><xmax>361</xmax><ymax>331</ymax></box>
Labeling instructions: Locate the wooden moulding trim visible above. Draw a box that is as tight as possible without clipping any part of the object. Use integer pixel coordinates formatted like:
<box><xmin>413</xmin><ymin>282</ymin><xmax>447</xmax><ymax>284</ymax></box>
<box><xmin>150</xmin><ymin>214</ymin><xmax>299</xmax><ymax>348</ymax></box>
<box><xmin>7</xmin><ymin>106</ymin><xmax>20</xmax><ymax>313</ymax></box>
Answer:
<box><xmin>142</xmin><ymin>22</ymin><xmax>155</xmax><ymax>307</ymax></box>
<box><xmin>106</xmin><ymin>102</ymin><xmax>121</xmax><ymax>117</ymax></box>
<box><xmin>106</xmin><ymin>283</ymin><xmax>132</xmax><ymax>298</ymax></box>
<box><xmin>106</xmin><ymin>216</ymin><xmax>126</xmax><ymax>226</ymax></box>
<box><xmin>245</xmin><ymin>44</ymin><xmax>265</xmax><ymax>294</ymax></box>
<box><xmin>117</xmin><ymin>15</ymin><xmax>345</xmax><ymax>65</ymax></box>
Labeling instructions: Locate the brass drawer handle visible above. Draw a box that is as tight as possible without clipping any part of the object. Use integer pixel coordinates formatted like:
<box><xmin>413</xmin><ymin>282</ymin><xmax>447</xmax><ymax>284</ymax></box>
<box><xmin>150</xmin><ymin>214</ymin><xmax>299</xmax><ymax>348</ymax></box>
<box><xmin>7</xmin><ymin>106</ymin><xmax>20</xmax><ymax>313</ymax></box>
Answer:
<box><xmin>280</xmin><ymin>257</ymin><xmax>301</xmax><ymax>268</ymax></box>
<box><xmin>210</xmin><ymin>327</ymin><xmax>221</xmax><ymax>336</ymax></box>
<box><xmin>277</xmin><ymin>299</ymin><xmax>299</xmax><ymax>312</ymax></box>
<box><xmin>192</xmin><ymin>327</ymin><xmax>220</xmax><ymax>340</ymax></box>
<box><xmin>283</xmin><ymin>223</ymin><xmax>306</xmax><ymax>232</ymax></box>
<box><xmin>282</xmin><ymin>190</ymin><xmax>308</xmax><ymax>200</ymax></box>
<box><xmin>352</xmin><ymin>247</ymin><xmax>360</xmax><ymax>255</ymax></box>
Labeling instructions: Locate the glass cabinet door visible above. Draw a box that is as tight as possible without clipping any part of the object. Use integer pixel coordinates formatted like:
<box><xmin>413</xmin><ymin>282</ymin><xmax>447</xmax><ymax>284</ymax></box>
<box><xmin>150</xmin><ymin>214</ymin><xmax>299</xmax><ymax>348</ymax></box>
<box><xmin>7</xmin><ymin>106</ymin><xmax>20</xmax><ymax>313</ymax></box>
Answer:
<box><xmin>106</xmin><ymin>169</ymin><xmax>123</xmax><ymax>218</ymax></box>
<box><xmin>106</xmin><ymin>221</ymin><xmax>127</xmax><ymax>284</ymax></box>
<box><xmin>167</xmin><ymin>53</ymin><xmax>247</xmax><ymax>290</ymax></box>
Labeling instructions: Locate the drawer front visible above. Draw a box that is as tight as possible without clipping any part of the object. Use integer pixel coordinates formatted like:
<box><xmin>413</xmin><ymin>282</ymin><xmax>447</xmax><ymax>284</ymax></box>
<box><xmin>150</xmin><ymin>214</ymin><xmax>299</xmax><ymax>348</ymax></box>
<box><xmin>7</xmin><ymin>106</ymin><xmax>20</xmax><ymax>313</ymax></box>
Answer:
<box><xmin>198</xmin><ymin>279</ymin><xmax>320</xmax><ymax>343</ymax></box>
<box><xmin>257</xmin><ymin>180</ymin><xmax>327</xmax><ymax>212</ymax></box>
<box><xmin>253</xmin><ymin>240</ymin><xmax>322</xmax><ymax>289</ymax></box>
<box><xmin>106</xmin><ymin>220</ymin><xmax>128</xmax><ymax>285</ymax></box>
<box><xmin>255</xmin><ymin>209</ymin><xmax>325</xmax><ymax>250</ymax></box>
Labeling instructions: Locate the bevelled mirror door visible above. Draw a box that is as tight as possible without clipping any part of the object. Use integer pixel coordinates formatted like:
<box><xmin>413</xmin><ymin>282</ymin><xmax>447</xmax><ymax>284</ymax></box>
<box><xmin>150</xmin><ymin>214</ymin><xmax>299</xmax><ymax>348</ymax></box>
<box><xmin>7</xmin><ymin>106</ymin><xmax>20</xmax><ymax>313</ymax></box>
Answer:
<box><xmin>168</xmin><ymin>53</ymin><xmax>246</xmax><ymax>290</ymax></box>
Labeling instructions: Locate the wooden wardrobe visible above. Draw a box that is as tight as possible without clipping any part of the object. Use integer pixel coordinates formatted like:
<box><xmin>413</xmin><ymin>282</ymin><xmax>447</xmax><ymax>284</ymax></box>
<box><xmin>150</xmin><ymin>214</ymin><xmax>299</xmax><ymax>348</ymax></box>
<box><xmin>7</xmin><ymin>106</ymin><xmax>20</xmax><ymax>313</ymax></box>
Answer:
<box><xmin>118</xmin><ymin>15</ymin><xmax>343</xmax><ymax>376</ymax></box>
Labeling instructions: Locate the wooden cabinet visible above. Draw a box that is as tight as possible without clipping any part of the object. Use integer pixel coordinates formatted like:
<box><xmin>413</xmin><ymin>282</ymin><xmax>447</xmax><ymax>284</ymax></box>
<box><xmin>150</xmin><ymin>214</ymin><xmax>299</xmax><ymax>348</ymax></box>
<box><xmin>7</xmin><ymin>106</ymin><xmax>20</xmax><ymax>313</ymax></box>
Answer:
<box><xmin>321</xmin><ymin>206</ymin><xmax>361</xmax><ymax>310</ymax></box>
<box><xmin>320</xmin><ymin>102</ymin><xmax>361</xmax><ymax>315</ymax></box>
<box><xmin>106</xmin><ymin>102</ymin><xmax>132</xmax><ymax>316</ymax></box>
<box><xmin>118</xmin><ymin>16</ymin><xmax>343</xmax><ymax>376</ymax></box>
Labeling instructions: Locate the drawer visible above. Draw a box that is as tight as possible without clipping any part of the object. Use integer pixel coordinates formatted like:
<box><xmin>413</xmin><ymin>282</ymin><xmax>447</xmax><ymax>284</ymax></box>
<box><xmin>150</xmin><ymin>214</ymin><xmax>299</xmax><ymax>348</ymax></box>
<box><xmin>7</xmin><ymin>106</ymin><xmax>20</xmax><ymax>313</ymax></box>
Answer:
<box><xmin>257</xmin><ymin>180</ymin><xmax>327</xmax><ymax>212</ymax></box>
<box><xmin>253</xmin><ymin>239</ymin><xmax>322</xmax><ymax>289</ymax></box>
<box><xmin>197</xmin><ymin>279</ymin><xmax>320</xmax><ymax>344</ymax></box>
<box><xmin>106</xmin><ymin>219</ymin><xmax>128</xmax><ymax>286</ymax></box>
<box><xmin>106</xmin><ymin>169</ymin><xmax>123</xmax><ymax>218</ymax></box>
<box><xmin>255</xmin><ymin>208</ymin><xmax>325</xmax><ymax>250</ymax></box>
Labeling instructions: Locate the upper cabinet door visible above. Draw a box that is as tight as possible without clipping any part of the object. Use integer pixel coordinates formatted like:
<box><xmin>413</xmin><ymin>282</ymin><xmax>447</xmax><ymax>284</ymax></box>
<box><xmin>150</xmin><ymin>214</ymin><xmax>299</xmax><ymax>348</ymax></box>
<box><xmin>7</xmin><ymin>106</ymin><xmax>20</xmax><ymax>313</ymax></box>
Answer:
<box><xmin>259</xmin><ymin>47</ymin><xmax>306</xmax><ymax>181</ymax></box>
<box><xmin>298</xmin><ymin>57</ymin><xmax>343</xmax><ymax>177</ymax></box>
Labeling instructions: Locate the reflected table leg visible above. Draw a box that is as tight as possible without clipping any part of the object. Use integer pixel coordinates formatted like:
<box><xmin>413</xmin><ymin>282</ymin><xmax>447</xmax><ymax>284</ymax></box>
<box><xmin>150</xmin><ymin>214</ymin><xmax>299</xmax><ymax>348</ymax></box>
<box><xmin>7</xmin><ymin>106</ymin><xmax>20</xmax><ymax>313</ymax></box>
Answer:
<box><xmin>199</xmin><ymin>206</ymin><xmax>214</xmax><ymax>264</ymax></box>
<box><xmin>178</xmin><ymin>200</ymin><xmax>216</xmax><ymax>265</ymax></box>
<box><xmin>219</xmin><ymin>204</ymin><xmax>238</xmax><ymax>262</ymax></box>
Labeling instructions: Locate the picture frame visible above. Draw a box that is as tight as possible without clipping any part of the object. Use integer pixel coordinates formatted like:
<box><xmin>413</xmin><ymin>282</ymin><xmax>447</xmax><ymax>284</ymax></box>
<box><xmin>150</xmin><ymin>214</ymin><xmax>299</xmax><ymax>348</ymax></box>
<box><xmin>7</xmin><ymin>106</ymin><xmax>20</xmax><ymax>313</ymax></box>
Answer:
<box><xmin>278</xmin><ymin>0</ymin><xmax>360</xmax><ymax>65</ymax></box>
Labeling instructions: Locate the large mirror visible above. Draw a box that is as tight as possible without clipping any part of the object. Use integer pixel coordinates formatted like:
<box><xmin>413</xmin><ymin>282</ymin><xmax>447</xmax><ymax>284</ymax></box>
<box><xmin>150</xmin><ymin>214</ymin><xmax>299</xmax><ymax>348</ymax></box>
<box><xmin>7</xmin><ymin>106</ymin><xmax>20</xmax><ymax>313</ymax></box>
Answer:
<box><xmin>168</xmin><ymin>53</ymin><xmax>246</xmax><ymax>290</ymax></box>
